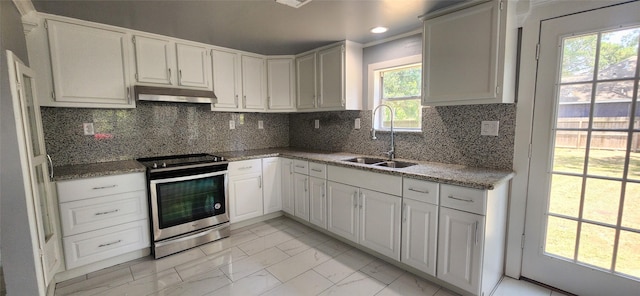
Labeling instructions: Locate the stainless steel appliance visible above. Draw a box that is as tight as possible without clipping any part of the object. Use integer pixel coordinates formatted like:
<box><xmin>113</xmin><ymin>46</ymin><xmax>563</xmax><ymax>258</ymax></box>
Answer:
<box><xmin>137</xmin><ymin>154</ymin><xmax>229</xmax><ymax>258</ymax></box>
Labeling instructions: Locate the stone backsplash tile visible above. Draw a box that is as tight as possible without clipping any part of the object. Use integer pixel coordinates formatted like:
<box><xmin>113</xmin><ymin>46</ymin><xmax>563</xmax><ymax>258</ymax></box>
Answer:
<box><xmin>289</xmin><ymin>104</ymin><xmax>516</xmax><ymax>170</ymax></box>
<box><xmin>41</xmin><ymin>102</ymin><xmax>289</xmax><ymax>166</ymax></box>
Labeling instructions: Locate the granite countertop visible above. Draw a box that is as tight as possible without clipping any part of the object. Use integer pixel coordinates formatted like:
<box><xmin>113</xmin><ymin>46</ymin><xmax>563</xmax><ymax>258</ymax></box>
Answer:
<box><xmin>219</xmin><ymin>148</ymin><xmax>515</xmax><ymax>190</ymax></box>
<box><xmin>53</xmin><ymin>148</ymin><xmax>514</xmax><ymax>190</ymax></box>
<box><xmin>52</xmin><ymin>160</ymin><xmax>146</xmax><ymax>182</ymax></box>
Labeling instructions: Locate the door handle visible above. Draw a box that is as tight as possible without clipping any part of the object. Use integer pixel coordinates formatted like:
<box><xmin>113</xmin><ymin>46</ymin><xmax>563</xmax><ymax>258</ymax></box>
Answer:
<box><xmin>408</xmin><ymin>187</ymin><xmax>429</xmax><ymax>194</ymax></box>
<box><xmin>46</xmin><ymin>154</ymin><xmax>53</xmax><ymax>180</ymax></box>
<box><xmin>402</xmin><ymin>203</ymin><xmax>407</xmax><ymax>223</ymax></box>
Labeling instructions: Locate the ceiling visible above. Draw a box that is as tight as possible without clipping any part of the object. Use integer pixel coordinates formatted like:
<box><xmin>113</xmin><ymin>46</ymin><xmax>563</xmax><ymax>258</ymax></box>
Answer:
<box><xmin>31</xmin><ymin>0</ymin><xmax>469</xmax><ymax>55</ymax></box>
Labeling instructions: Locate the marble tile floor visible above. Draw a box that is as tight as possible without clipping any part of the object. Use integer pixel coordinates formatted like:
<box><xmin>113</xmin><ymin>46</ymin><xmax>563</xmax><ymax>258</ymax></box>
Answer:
<box><xmin>54</xmin><ymin>217</ymin><xmax>568</xmax><ymax>296</ymax></box>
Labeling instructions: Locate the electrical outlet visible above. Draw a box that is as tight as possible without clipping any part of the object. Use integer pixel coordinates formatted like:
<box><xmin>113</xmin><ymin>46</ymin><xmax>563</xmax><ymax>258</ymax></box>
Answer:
<box><xmin>83</xmin><ymin>123</ymin><xmax>94</xmax><ymax>135</ymax></box>
<box><xmin>229</xmin><ymin>120</ymin><xmax>236</xmax><ymax>130</ymax></box>
<box><xmin>481</xmin><ymin>121</ymin><xmax>499</xmax><ymax>136</ymax></box>
<box><xmin>355</xmin><ymin>118</ymin><xmax>361</xmax><ymax>130</ymax></box>
<box><xmin>258</xmin><ymin>120</ymin><xmax>264</xmax><ymax>129</ymax></box>
<box><xmin>314</xmin><ymin>119</ymin><xmax>320</xmax><ymax>129</ymax></box>
<box><xmin>239</xmin><ymin>114</ymin><xmax>245</xmax><ymax>125</ymax></box>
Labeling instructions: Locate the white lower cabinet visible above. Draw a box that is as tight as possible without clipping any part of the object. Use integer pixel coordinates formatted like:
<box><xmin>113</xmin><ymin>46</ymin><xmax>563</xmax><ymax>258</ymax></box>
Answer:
<box><xmin>262</xmin><ymin>157</ymin><xmax>281</xmax><ymax>214</ymax></box>
<box><xmin>401</xmin><ymin>178</ymin><xmax>439</xmax><ymax>276</ymax></box>
<box><xmin>56</xmin><ymin>172</ymin><xmax>149</xmax><ymax>269</ymax></box>
<box><xmin>309</xmin><ymin>176</ymin><xmax>327</xmax><ymax>229</ymax></box>
<box><xmin>326</xmin><ymin>181</ymin><xmax>401</xmax><ymax>260</ymax></box>
<box><xmin>280</xmin><ymin>158</ymin><xmax>295</xmax><ymax>215</ymax></box>
<box><xmin>293</xmin><ymin>173</ymin><xmax>310</xmax><ymax>221</ymax></box>
<box><xmin>228</xmin><ymin>159</ymin><xmax>264</xmax><ymax>223</ymax></box>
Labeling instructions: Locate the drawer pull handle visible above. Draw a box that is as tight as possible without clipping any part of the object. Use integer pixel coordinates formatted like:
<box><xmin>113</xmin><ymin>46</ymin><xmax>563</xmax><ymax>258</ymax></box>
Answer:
<box><xmin>95</xmin><ymin>209</ymin><xmax>119</xmax><ymax>216</ymax></box>
<box><xmin>448</xmin><ymin>195</ymin><xmax>474</xmax><ymax>203</ymax></box>
<box><xmin>92</xmin><ymin>185</ymin><xmax>117</xmax><ymax>190</ymax></box>
<box><xmin>311</xmin><ymin>168</ymin><xmax>322</xmax><ymax>172</ymax></box>
<box><xmin>408</xmin><ymin>187</ymin><xmax>429</xmax><ymax>194</ymax></box>
<box><xmin>238</xmin><ymin>166</ymin><xmax>253</xmax><ymax>170</ymax></box>
<box><xmin>295</xmin><ymin>165</ymin><xmax>306</xmax><ymax>169</ymax></box>
<box><xmin>98</xmin><ymin>240</ymin><xmax>122</xmax><ymax>248</ymax></box>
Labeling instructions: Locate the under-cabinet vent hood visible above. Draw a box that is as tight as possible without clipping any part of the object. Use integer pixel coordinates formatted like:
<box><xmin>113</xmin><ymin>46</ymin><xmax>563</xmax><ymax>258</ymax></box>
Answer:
<box><xmin>135</xmin><ymin>86</ymin><xmax>217</xmax><ymax>104</ymax></box>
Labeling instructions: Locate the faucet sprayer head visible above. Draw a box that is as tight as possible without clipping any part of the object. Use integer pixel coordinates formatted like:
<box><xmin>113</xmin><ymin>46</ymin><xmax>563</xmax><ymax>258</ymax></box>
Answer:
<box><xmin>370</xmin><ymin>129</ymin><xmax>377</xmax><ymax>140</ymax></box>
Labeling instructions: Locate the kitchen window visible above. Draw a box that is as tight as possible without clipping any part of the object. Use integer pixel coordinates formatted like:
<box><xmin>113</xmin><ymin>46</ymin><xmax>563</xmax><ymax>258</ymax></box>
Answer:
<box><xmin>370</xmin><ymin>55</ymin><xmax>422</xmax><ymax>132</ymax></box>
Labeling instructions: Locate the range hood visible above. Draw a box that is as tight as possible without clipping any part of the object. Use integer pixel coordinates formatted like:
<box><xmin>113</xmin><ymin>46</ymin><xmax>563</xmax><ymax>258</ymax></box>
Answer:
<box><xmin>135</xmin><ymin>86</ymin><xmax>217</xmax><ymax>104</ymax></box>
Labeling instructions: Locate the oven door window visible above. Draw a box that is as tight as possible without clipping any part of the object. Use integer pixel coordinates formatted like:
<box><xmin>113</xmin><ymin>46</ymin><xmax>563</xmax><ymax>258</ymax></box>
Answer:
<box><xmin>156</xmin><ymin>174</ymin><xmax>226</xmax><ymax>229</ymax></box>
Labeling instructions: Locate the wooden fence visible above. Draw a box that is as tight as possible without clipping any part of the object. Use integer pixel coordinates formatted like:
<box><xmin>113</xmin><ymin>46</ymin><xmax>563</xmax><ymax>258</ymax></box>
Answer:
<box><xmin>556</xmin><ymin>117</ymin><xmax>640</xmax><ymax>152</ymax></box>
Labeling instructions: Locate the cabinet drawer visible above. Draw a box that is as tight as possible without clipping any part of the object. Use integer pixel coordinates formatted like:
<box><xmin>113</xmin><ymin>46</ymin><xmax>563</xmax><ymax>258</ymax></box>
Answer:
<box><xmin>308</xmin><ymin>162</ymin><xmax>327</xmax><ymax>179</ymax></box>
<box><xmin>229</xmin><ymin>159</ymin><xmax>262</xmax><ymax>175</ymax></box>
<box><xmin>63</xmin><ymin>219</ymin><xmax>150</xmax><ymax>269</ymax></box>
<box><xmin>440</xmin><ymin>184</ymin><xmax>486</xmax><ymax>215</ymax></box>
<box><xmin>293</xmin><ymin>159</ymin><xmax>309</xmax><ymax>174</ymax></box>
<box><xmin>59</xmin><ymin>190</ymin><xmax>148</xmax><ymax>236</ymax></box>
<box><xmin>403</xmin><ymin>178</ymin><xmax>439</xmax><ymax>205</ymax></box>
<box><xmin>57</xmin><ymin>173</ymin><xmax>146</xmax><ymax>203</ymax></box>
<box><xmin>328</xmin><ymin>165</ymin><xmax>402</xmax><ymax>196</ymax></box>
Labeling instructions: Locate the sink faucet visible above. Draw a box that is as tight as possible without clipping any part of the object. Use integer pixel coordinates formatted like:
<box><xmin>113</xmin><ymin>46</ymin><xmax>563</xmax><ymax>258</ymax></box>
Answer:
<box><xmin>371</xmin><ymin>104</ymin><xmax>395</xmax><ymax>160</ymax></box>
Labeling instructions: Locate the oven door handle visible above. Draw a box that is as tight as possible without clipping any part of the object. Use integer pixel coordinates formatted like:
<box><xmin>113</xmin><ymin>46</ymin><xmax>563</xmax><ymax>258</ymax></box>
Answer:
<box><xmin>150</xmin><ymin>170</ymin><xmax>228</xmax><ymax>184</ymax></box>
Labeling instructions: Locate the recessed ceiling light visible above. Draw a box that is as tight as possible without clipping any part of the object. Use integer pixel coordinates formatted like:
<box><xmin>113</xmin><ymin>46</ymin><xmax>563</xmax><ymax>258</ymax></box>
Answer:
<box><xmin>275</xmin><ymin>0</ymin><xmax>311</xmax><ymax>8</ymax></box>
<box><xmin>370</xmin><ymin>26</ymin><xmax>389</xmax><ymax>34</ymax></box>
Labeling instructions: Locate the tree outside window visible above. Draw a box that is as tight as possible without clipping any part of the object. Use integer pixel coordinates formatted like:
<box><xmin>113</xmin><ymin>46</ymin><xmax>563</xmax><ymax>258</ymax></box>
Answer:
<box><xmin>377</xmin><ymin>64</ymin><xmax>422</xmax><ymax>130</ymax></box>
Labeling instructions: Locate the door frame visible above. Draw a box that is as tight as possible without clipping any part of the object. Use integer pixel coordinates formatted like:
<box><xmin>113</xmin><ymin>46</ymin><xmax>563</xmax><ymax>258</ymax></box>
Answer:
<box><xmin>509</xmin><ymin>0</ymin><xmax>637</xmax><ymax>279</ymax></box>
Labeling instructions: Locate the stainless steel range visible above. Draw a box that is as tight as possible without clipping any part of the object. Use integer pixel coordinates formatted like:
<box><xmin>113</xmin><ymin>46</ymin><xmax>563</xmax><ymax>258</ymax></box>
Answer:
<box><xmin>137</xmin><ymin>154</ymin><xmax>229</xmax><ymax>258</ymax></box>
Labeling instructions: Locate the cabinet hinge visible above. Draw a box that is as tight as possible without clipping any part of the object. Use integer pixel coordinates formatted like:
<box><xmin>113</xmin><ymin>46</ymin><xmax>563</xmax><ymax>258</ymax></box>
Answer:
<box><xmin>535</xmin><ymin>43</ymin><xmax>540</xmax><ymax>60</ymax></box>
<box><xmin>135</xmin><ymin>72</ymin><xmax>139</xmax><ymax>81</ymax></box>
<box><xmin>528</xmin><ymin>143</ymin><xmax>532</xmax><ymax>158</ymax></box>
<box><xmin>499</xmin><ymin>0</ymin><xmax>504</xmax><ymax>10</ymax></box>
<box><xmin>44</xmin><ymin>20</ymin><xmax>48</xmax><ymax>29</ymax></box>
<box><xmin>132</xmin><ymin>36</ymin><xmax>136</xmax><ymax>44</ymax></box>
<box><xmin>51</xmin><ymin>90</ymin><xmax>56</xmax><ymax>99</ymax></box>
<box><xmin>521</xmin><ymin>234</ymin><xmax>526</xmax><ymax>249</ymax></box>
<box><xmin>496</xmin><ymin>85</ymin><xmax>501</xmax><ymax>95</ymax></box>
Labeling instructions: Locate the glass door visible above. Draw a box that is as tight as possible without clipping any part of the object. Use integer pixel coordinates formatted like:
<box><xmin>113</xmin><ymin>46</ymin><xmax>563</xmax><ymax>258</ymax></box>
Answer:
<box><xmin>7</xmin><ymin>52</ymin><xmax>62</xmax><ymax>291</ymax></box>
<box><xmin>522</xmin><ymin>2</ymin><xmax>640</xmax><ymax>295</ymax></box>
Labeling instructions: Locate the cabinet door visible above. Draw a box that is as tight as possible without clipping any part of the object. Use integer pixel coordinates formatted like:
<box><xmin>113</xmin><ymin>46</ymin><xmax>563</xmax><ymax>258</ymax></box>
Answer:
<box><xmin>296</xmin><ymin>52</ymin><xmax>316</xmax><ymax>109</ymax></box>
<box><xmin>401</xmin><ymin>199</ymin><xmax>438</xmax><ymax>276</ymax></box>
<box><xmin>309</xmin><ymin>177</ymin><xmax>327</xmax><ymax>229</ymax></box>
<box><xmin>267</xmin><ymin>58</ymin><xmax>295</xmax><ymax>111</ymax></box>
<box><xmin>317</xmin><ymin>44</ymin><xmax>344</xmax><ymax>109</ymax></box>
<box><xmin>422</xmin><ymin>1</ymin><xmax>500</xmax><ymax>104</ymax></box>
<box><xmin>262</xmin><ymin>157</ymin><xmax>281</xmax><ymax>214</ymax></box>
<box><xmin>176</xmin><ymin>43</ymin><xmax>211</xmax><ymax>89</ymax></box>
<box><xmin>229</xmin><ymin>173</ymin><xmax>264</xmax><ymax>223</ymax></box>
<box><xmin>211</xmin><ymin>49</ymin><xmax>239</xmax><ymax>109</ymax></box>
<box><xmin>46</xmin><ymin>20</ymin><xmax>130</xmax><ymax>105</ymax></box>
<box><xmin>280</xmin><ymin>159</ymin><xmax>295</xmax><ymax>215</ymax></box>
<box><xmin>293</xmin><ymin>173</ymin><xmax>310</xmax><ymax>221</ymax></box>
<box><xmin>437</xmin><ymin>207</ymin><xmax>485</xmax><ymax>295</ymax></box>
<box><xmin>241</xmin><ymin>55</ymin><xmax>266</xmax><ymax>110</ymax></box>
<box><xmin>132</xmin><ymin>35</ymin><xmax>173</xmax><ymax>85</ymax></box>
<box><xmin>359</xmin><ymin>189</ymin><xmax>401</xmax><ymax>260</ymax></box>
<box><xmin>326</xmin><ymin>181</ymin><xmax>358</xmax><ymax>243</ymax></box>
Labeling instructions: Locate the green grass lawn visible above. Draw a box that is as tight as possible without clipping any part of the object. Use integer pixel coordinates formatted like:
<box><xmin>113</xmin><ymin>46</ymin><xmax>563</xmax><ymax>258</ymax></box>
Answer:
<box><xmin>545</xmin><ymin>148</ymin><xmax>640</xmax><ymax>278</ymax></box>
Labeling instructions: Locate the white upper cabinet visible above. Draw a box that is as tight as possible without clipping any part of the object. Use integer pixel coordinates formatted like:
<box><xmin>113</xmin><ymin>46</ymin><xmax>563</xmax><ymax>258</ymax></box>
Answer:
<box><xmin>211</xmin><ymin>48</ymin><xmax>240</xmax><ymax>109</ymax></box>
<box><xmin>132</xmin><ymin>35</ymin><xmax>173</xmax><ymax>85</ymax></box>
<box><xmin>422</xmin><ymin>0</ymin><xmax>515</xmax><ymax>105</ymax></box>
<box><xmin>175</xmin><ymin>43</ymin><xmax>212</xmax><ymax>89</ymax></box>
<box><xmin>35</xmin><ymin>19</ymin><xmax>133</xmax><ymax>108</ymax></box>
<box><xmin>296</xmin><ymin>52</ymin><xmax>317</xmax><ymax>110</ymax></box>
<box><xmin>267</xmin><ymin>58</ymin><xmax>296</xmax><ymax>111</ymax></box>
<box><xmin>295</xmin><ymin>41</ymin><xmax>363</xmax><ymax>111</ymax></box>
<box><xmin>241</xmin><ymin>54</ymin><xmax>267</xmax><ymax>111</ymax></box>
<box><xmin>132</xmin><ymin>36</ymin><xmax>212</xmax><ymax>90</ymax></box>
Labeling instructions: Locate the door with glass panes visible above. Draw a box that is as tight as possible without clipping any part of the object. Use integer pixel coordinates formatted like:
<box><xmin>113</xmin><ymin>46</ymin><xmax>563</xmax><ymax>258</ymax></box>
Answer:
<box><xmin>7</xmin><ymin>51</ymin><xmax>62</xmax><ymax>291</ymax></box>
<box><xmin>523</xmin><ymin>2</ymin><xmax>640</xmax><ymax>295</ymax></box>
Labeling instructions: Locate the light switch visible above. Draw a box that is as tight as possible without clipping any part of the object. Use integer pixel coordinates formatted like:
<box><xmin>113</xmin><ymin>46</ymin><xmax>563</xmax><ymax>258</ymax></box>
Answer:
<box><xmin>314</xmin><ymin>119</ymin><xmax>320</xmax><ymax>129</ymax></box>
<box><xmin>481</xmin><ymin>121</ymin><xmax>499</xmax><ymax>136</ymax></box>
<box><xmin>355</xmin><ymin>118</ymin><xmax>361</xmax><ymax>130</ymax></box>
<box><xmin>83</xmin><ymin>123</ymin><xmax>94</xmax><ymax>135</ymax></box>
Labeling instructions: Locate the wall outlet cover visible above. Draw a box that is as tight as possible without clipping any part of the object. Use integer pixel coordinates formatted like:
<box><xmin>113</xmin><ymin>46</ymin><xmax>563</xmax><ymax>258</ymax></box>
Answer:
<box><xmin>481</xmin><ymin>121</ymin><xmax>499</xmax><ymax>136</ymax></box>
<box><xmin>314</xmin><ymin>119</ymin><xmax>320</xmax><ymax>129</ymax></box>
<box><xmin>83</xmin><ymin>123</ymin><xmax>94</xmax><ymax>135</ymax></box>
<box><xmin>258</xmin><ymin>120</ymin><xmax>264</xmax><ymax>129</ymax></box>
<box><xmin>229</xmin><ymin>120</ymin><xmax>236</xmax><ymax>130</ymax></box>
<box><xmin>355</xmin><ymin>118</ymin><xmax>361</xmax><ymax>130</ymax></box>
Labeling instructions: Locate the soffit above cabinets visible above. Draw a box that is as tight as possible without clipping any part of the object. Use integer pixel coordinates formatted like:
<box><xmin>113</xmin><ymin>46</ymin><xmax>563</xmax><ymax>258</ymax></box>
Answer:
<box><xmin>31</xmin><ymin>0</ymin><xmax>470</xmax><ymax>55</ymax></box>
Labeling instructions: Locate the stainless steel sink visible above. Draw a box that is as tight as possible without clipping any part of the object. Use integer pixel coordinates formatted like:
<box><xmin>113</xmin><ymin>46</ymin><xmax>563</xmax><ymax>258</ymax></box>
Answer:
<box><xmin>342</xmin><ymin>157</ymin><xmax>416</xmax><ymax>169</ymax></box>
<box><xmin>342</xmin><ymin>157</ymin><xmax>387</xmax><ymax>165</ymax></box>
<box><xmin>374</xmin><ymin>160</ymin><xmax>416</xmax><ymax>168</ymax></box>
